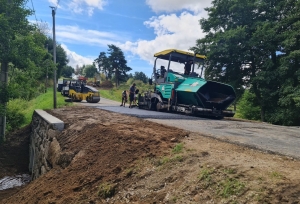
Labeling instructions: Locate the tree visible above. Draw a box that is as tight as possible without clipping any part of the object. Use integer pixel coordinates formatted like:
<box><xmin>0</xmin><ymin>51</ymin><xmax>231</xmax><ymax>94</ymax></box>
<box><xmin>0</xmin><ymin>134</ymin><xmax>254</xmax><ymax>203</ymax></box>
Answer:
<box><xmin>83</xmin><ymin>64</ymin><xmax>97</xmax><ymax>78</ymax></box>
<box><xmin>61</xmin><ymin>65</ymin><xmax>74</xmax><ymax>78</ymax></box>
<box><xmin>0</xmin><ymin>0</ymin><xmax>33</xmax><ymax>141</ymax></box>
<box><xmin>193</xmin><ymin>0</ymin><xmax>300</xmax><ymax>125</ymax></box>
<box><xmin>94</xmin><ymin>52</ymin><xmax>110</xmax><ymax>79</ymax></box>
<box><xmin>133</xmin><ymin>71</ymin><xmax>148</xmax><ymax>83</ymax></box>
<box><xmin>94</xmin><ymin>45</ymin><xmax>132</xmax><ymax>86</ymax></box>
<box><xmin>107</xmin><ymin>44</ymin><xmax>132</xmax><ymax>87</ymax></box>
<box><xmin>45</xmin><ymin>37</ymin><xmax>69</xmax><ymax>79</ymax></box>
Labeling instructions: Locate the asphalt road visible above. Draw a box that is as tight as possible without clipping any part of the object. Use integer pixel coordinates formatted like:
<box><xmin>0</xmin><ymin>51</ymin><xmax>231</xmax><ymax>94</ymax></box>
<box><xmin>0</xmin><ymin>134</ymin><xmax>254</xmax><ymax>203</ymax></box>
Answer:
<box><xmin>81</xmin><ymin>98</ymin><xmax>300</xmax><ymax>159</ymax></box>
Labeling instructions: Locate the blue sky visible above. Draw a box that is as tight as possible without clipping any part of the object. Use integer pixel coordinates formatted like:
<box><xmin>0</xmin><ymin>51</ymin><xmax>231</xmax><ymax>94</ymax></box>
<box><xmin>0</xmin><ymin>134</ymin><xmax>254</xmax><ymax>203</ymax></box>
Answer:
<box><xmin>27</xmin><ymin>0</ymin><xmax>212</xmax><ymax>77</ymax></box>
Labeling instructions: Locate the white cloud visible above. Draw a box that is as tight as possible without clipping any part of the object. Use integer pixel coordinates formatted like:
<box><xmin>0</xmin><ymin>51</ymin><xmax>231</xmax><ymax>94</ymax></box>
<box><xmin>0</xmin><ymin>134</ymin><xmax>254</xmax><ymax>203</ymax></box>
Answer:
<box><xmin>56</xmin><ymin>25</ymin><xmax>125</xmax><ymax>47</ymax></box>
<box><xmin>68</xmin><ymin>0</ymin><xmax>106</xmax><ymax>16</ymax></box>
<box><xmin>48</xmin><ymin>0</ymin><xmax>106</xmax><ymax>16</ymax></box>
<box><xmin>120</xmin><ymin>11</ymin><xmax>207</xmax><ymax>73</ymax></box>
<box><xmin>48</xmin><ymin>0</ymin><xmax>58</xmax><ymax>7</ymax></box>
<box><xmin>146</xmin><ymin>0</ymin><xmax>212</xmax><ymax>13</ymax></box>
<box><xmin>61</xmin><ymin>44</ymin><xmax>94</xmax><ymax>67</ymax></box>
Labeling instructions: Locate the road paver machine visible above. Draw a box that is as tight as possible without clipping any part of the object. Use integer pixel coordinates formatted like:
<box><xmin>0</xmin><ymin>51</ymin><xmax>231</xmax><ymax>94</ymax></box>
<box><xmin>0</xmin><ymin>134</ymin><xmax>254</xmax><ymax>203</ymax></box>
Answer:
<box><xmin>138</xmin><ymin>49</ymin><xmax>236</xmax><ymax>118</ymax></box>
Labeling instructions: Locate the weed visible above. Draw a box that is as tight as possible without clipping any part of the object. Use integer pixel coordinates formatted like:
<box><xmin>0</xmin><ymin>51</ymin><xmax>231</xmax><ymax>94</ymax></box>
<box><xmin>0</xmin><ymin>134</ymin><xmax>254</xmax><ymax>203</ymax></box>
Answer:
<box><xmin>171</xmin><ymin>155</ymin><xmax>184</xmax><ymax>162</ymax></box>
<box><xmin>198</xmin><ymin>167</ymin><xmax>214</xmax><ymax>188</ymax></box>
<box><xmin>97</xmin><ymin>182</ymin><xmax>116</xmax><ymax>198</ymax></box>
<box><xmin>269</xmin><ymin>171</ymin><xmax>283</xmax><ymax>179</ymax></box>
<box><xmin>156</xmin><ymin>155</ymin><xmax>184</xmax><ymax>166</ymax></box>
<box><xmin>199</xmin><ymin>167</ymin><xmax>213</xmax><ymax>181</ymax></box>
<box><xmin>224</xmin><ymin>168</ymin><xmax>236</xmax><ymax>174</ymax></box>
<box><xmin>172</xmin><ymin>143</ymin><xmax>183</xmax><ymax>154</ymax></box>
<box><xmin>218</xmin><ymin>178</ymin><xmax>245</xmax><ymax>198</ymax></box>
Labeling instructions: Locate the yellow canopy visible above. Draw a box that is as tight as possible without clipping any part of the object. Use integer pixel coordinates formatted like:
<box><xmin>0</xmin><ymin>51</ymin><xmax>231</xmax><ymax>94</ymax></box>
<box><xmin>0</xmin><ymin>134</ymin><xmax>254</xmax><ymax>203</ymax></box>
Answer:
<box><xmin>154</xmin><ymin>49</ymin><xmax>206</xmax><ymax>63</ymax></box>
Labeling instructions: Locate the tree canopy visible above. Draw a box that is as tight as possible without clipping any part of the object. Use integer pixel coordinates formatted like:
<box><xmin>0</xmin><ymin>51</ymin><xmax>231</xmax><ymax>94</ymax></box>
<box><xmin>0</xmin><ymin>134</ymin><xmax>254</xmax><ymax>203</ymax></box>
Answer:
<box><xmin>0</xmin><ymin>0</ymin><xmax>72</xmax><ymax>140</ymax></box>
<box><xmin>133</xmin><ymin>71</ymin><xmax>148</xmax><ymax>83</ymax></box>
<box><xmin>94</xmin><ymin>45</ymin><xmax>132</xmax><ymax>86</ymax></box>
<box><xmin>192</xmin><ymin>0</ymin><xmax>300</xmax><ymax>125</ymax></box>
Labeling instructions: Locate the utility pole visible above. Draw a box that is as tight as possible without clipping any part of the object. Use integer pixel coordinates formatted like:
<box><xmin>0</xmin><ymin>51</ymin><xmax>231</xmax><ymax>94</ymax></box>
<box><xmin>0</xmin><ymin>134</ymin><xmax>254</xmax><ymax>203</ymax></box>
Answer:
<box><xmin>45</xmin><ymin>44</ymin><xmax>49</xmax><ymax>93</ymax></box>
<box><xmin>50</xmin><ymin>6</ymin><xmax>57</xmax><ymax>108</ymax></box>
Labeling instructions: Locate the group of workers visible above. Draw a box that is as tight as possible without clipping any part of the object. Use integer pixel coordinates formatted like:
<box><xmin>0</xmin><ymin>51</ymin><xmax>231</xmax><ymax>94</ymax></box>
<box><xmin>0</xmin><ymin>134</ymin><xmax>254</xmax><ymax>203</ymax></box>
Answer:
<box><xmin>120</xmin><ymin>83</ymin><xmax>139</xmax><ymax>108</ymax></box>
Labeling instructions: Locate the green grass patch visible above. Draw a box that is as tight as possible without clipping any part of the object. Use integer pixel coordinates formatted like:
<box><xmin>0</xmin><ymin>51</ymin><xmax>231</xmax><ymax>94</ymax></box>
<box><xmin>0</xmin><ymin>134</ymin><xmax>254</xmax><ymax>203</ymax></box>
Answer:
<box><xmin>269</xmin><ymin>171</ymin><xmax>283</xmax><ymax>180</ymax></box>
<box><xmin>172</xmin><ymin>143</ymin><xmax>183</xmax><ymax>154</ymax></box>
<box><xmin>99</xmin><ymin>79</ymin><xmax>153</xmax><ymax>102</ymax></box>
<box><xmin>217</xmin><ymin>178</ymin><xmax>245</xmax><ymax>198</ymax></box>
<box><xmin>198</xmin><ymin>166</ymin><xmax>214</xmax><ymax>188</ymax></box>
<box><xmin>100</xmin><ymin>88</ymin><xmax>123</xmax><ymax>102</ymax></box>
<box><xmin>7</xmin><ymin>88</ymin><xmax>73</xmax><ymax>129</ymax></box>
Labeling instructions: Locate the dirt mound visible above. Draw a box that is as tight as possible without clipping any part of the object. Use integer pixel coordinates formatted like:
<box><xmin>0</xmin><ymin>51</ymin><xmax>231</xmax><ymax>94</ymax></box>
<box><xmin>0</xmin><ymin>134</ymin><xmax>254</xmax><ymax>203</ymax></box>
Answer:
<box><xmin>1</xmin><ymin>106</ymin><xmax>300</xmax><ymax>204</ymax></box>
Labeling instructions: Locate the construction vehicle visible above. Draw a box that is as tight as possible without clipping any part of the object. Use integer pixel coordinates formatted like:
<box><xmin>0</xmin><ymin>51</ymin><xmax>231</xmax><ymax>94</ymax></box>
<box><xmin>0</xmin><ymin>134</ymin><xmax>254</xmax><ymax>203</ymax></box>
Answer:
<box><xmin>138</xmin><ymin>49</ymin><xmax>236</xmax><ymax>118</ymax></box>
<box><xmin>93</xmin><ymin>73</ymin><xmax>100</xmax><ymax>87</ymax></box>
<box><xmin>57</xmin><ymin>78</ymin><xmax>71</xmax><ymax>92</ymax></box>
<box><xmin>57</xmin><ymin>78</ymin><xmax>79</xmax><ymax>96</ymax></box>
<box><xmin>65</xmin><ymin>81</ymin><xmax>100</xmax><ymax>103</ymax></box>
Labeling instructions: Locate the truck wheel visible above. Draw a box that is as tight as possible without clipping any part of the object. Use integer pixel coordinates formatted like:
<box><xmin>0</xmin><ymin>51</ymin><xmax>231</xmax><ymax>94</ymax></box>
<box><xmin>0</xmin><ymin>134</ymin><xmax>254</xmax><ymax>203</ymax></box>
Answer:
<box><xmin>148</xmin><ymin>101</ymin><xmax>153</xmax><ymax>110</ymax></box>
<box><xmin>148</xmin><ymin>101</ymin><xmax>157</xmax><ymax>111</ymax></box>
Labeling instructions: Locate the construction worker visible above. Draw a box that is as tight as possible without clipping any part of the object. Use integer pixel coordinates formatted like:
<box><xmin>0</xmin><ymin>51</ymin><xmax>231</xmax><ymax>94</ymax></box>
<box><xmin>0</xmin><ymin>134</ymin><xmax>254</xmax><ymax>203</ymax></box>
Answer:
<box><xmin>129</xmin><ymin>83</ymin><xmax>136</xmax><ymax>108</ymax></box>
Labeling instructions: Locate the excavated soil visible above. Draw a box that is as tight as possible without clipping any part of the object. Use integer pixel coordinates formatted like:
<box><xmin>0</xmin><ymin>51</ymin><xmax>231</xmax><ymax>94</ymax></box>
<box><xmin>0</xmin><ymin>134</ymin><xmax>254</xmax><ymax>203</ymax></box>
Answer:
<box><xmin>1</xmin><ymin>106</ymin><xmax>300</xmax><ymax>204</ymax></box>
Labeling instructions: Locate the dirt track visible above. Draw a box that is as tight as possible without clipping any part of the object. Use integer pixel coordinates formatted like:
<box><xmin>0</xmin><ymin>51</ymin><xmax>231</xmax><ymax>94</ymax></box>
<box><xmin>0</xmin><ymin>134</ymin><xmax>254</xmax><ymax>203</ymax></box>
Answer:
<box><xmin>1</xmin><ymin>106</ymin><xmax>300</xmax><ymax>203</ymax></box>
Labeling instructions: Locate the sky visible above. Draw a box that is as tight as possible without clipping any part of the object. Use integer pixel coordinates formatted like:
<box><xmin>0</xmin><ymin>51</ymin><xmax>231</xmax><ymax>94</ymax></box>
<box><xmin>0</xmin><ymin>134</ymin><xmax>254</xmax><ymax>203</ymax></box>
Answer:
<box><xmin>27</xmin><ymin>0</ymin><xmax>212</xmax><ymax>77</ymax></box>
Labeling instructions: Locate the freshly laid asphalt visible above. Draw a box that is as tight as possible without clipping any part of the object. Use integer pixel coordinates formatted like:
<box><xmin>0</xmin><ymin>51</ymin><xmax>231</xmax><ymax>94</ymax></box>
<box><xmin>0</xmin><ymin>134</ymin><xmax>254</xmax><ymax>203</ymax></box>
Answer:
<box><xmin>81</xmin><ymin>98</ymin><xmax>300</xmax><ymax>159</ymax></box>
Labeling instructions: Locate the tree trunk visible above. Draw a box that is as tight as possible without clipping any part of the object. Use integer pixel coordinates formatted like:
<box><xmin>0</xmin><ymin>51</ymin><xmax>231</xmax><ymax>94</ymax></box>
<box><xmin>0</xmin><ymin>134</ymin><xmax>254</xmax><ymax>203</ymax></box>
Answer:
<box><xmin>260</xmin><ymin>105</ymin><xmax>266</xmax><ymax>122</ymax></box>
<box><xmin>0</xmin><ymin>61</ymin><xmax>9</xmax><ymax>142</ymax></box>
<box><xmin>115</xmin><ymin>68</ymin><xmax>118</xmax><ymax>88</ymax></box>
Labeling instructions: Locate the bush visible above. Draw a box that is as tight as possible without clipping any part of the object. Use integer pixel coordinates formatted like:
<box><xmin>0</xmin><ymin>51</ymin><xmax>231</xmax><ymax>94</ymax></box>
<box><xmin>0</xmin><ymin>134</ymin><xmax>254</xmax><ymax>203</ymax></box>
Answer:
<box><xmin>237</xmin><ymin>90</ymin><xmax>261</xmax><ymax>121</ymax></box>
<box><xmin>6</xmin><ymin>99</ymin><xmax>27</xmax><ymax>132</ymax></box>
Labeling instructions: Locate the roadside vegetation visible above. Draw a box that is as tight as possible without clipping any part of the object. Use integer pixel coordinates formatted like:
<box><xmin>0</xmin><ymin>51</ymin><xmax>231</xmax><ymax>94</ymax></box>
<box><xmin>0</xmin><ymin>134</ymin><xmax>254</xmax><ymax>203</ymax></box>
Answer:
<box><xmin>6</xmin><ymin>88</ymin><xmax>72</xmax><ymax>132</ymax></box>
<box><xmin>98</xmin><ymin>78</ymin><xmax>152</xmax><ymax>103</ymax></box>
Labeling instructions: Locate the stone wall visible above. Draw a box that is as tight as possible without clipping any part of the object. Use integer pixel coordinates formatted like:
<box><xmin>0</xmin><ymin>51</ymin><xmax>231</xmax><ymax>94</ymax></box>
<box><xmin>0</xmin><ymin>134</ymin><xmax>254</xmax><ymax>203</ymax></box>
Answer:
<box><xmin>29</xmin><ymin>110</ymin><xmax>64</xmax><ymax>180</ymax></box>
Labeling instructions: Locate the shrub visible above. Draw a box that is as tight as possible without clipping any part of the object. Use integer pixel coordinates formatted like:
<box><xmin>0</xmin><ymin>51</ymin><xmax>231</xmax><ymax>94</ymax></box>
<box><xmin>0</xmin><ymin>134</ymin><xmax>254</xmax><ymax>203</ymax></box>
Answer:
<box><xmin>237</xmin><ymin>90</ymin><xmax>261</xmax><ymax>121</ymax></box>
<box><xmin>6</xmin><ymin>99</ymin><xmax>27</xmax><ymax>132</ymax></box>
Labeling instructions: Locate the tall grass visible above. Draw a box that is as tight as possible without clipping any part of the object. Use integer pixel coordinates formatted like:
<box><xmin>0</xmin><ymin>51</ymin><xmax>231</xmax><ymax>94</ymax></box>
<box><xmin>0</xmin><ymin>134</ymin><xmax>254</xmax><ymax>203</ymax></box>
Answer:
<box><xmin>7</xmin><ymin>88</ymin><xmax>73</xmax><ymax>128</ymax></box>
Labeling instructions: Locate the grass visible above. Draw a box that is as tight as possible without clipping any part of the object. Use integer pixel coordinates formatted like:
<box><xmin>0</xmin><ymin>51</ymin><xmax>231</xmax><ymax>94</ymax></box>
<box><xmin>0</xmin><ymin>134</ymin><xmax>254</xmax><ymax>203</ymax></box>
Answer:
<box><xmin>217</xmin><ymin>178</ymin><xmax>245</xmax><ymax>198</ymax></box>
<box><xmin>9</xmin><ymin>88</ymin><xmax>73</xmax><ymax>127</ymax></box>
<box><xmin>198</xmin><ymin>166</ymin><xmax>214</xmax><ymax>188</ymax></box>
<box><xmin>99</xmin><ymin>80</ymin><xmax>153</xmax><ymax>103</ymax></box>
<box><xmin>269</xmin><ymin>171</ymin><xmax>283</xmax><ymax>180</ymax></box>
<box><xmin>154</xmin><ymin>143</ymin><xmax>185</xmax><ymax>166</ymax></box>
<box><xmin>172</xmin><ymin>143</ymin><xmax>183</xmax><ymax>154</ymax></box>
<box><xmin>197</xmin><ymin>165</ymin><xmax>246</xmax><ymax>199</ymax></box>
<box><xmin>97</xmin><ymin>182</ymin><xmax>116</xmax><ymax>198</ymax></box>
<box><xmin>100</xmin><ymin>88</ymin><xmax>123</xmax><ymax>102</ymax></box>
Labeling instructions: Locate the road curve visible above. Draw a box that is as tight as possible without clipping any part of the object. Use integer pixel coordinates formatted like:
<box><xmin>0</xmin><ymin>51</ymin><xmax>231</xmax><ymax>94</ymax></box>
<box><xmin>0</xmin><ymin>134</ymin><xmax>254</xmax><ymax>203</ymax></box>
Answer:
<box><xmin>80</xmin><ymin>98</ymin><xmax>300</xmax><ymax>159</ymax></box>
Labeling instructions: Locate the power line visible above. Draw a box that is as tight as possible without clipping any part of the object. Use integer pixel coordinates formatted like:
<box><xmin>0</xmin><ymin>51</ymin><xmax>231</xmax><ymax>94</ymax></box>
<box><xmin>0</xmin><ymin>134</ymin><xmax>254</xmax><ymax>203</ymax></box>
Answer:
<box><xmin>30</xmin><ymin>0</ymin><xmax>38</xmax><ymax>22</ymax></box>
